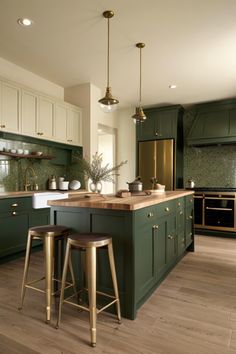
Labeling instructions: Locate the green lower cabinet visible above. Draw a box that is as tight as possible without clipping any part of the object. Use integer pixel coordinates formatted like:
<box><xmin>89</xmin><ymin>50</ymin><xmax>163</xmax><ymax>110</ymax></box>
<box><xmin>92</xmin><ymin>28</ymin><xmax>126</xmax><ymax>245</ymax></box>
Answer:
<box><xmin>0</xmin><ymin>212</ymin><xmax>29</xmax><ymax>258</ymax></box>
<box><xmin>0</xmin><ymin>197</ymin><xmax>50</xmax><ymax>261</ymax></box>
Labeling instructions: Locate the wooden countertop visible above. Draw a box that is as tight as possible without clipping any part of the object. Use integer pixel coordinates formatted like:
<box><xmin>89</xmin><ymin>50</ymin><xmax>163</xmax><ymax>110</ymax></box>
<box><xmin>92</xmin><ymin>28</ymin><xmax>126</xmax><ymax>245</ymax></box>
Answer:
<box><xmin>48</xmin><ymin>190</ymin><xmax>194</xmax><ymax>211</ymax></box>
<box><xmin>0</xmin><ymin>189</ymin><xmax>87</xmax><ymax>199</ymax></box>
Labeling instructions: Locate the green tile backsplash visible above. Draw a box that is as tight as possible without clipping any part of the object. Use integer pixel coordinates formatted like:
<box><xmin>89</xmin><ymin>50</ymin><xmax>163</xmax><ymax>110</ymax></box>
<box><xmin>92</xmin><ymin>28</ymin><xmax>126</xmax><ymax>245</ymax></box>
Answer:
<box><xmin>0</xmin><ymin>137</ymin><xmax>84</xmax><ymax>192</ymax></box>
<box><xmin>184</xmin><ymin>109</ymin><xmax>236</xmax><ymax>188</ymax></box>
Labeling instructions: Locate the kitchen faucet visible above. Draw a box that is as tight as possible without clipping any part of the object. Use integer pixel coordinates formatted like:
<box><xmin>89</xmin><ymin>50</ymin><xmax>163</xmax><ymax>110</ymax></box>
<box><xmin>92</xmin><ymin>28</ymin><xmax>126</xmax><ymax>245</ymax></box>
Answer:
<box><xmin>24</xmin><ymin>166</ymin><xmax>38</xmax><ymax>191</ymax></box>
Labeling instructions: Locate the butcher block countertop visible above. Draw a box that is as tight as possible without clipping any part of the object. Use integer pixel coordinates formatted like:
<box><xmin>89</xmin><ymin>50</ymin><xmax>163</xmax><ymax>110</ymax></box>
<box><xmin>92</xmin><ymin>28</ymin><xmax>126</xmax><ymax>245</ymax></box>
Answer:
<box><xmin>0</xmin><ymin>189</ymin><xmax>87</xmax><ymax>199</ymax></box>
<box><xmin>48</xmin><ymin>190</ymin><xmax>194</xmax><ymax>211</ymax></box>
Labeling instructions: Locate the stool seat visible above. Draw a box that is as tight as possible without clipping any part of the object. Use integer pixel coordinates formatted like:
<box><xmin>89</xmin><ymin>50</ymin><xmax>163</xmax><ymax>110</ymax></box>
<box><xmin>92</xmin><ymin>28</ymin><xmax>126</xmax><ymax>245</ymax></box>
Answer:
<box><xmin>29</xmin><ymin>225</ymin><xmax>70</xmax><ymax>237</ymax></box>
<box><xmin>69</xmin><ymin>233</ymin><xmax>111</xmax><ymax>248</ymax></box>
<box><xmin>56</xmin><ymin>232</ymin><xmax>121</xmax><ymax>347</ymax></box>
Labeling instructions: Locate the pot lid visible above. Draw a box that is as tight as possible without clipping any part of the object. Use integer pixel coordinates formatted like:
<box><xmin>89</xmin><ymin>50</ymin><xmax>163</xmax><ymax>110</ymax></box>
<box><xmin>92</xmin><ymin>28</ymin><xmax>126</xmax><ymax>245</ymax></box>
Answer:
<box><xmin>128</xmin><ymin>179</ymin><xmax>142</xmax><ymax>185</ymax></box>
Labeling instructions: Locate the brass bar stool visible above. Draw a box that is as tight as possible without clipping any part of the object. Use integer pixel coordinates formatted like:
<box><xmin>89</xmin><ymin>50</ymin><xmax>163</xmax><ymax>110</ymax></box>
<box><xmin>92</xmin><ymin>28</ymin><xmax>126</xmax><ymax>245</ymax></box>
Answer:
<box><xmin>56</xmin><ymin>233</ymin><xmax>121</xmax><ymax>347</ymax></box>
<box><xmin>19</xmin><ymin>225</ymin><xmax>76</xmax><ymax>323</ymax></box>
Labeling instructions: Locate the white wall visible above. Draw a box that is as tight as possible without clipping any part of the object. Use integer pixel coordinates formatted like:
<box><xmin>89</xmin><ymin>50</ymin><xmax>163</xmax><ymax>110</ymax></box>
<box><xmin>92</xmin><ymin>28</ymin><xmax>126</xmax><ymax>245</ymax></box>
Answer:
<box><xmin>0</xmin><ymin>57</ymin><xmax>64</xmax><ymax>99</ymax></box>
<box><xmin>64</xmin><ymin>84</ymin><xmax>137</xmax><ymax>191</ymax></box>
<box><xmin>117</xmin><ymin>107</ymin><xmax>136</xmax><ymax>189</ymax></box>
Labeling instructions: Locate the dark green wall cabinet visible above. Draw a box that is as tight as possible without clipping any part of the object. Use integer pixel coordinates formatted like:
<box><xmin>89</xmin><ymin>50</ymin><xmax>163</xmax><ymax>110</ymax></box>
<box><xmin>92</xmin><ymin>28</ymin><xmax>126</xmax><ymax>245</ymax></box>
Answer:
<box><xmin>0</xmin><ymin>197</ymin><xmax>50</xmax><ymax>260</ymax></box>
<box><xmin>136</xmin><ymin>105</ymin><xmax>184</xmax><ymax>189</ymax></box>
<box><xmin>51</xmin><ymin>194</ymin><xmax>194</xmax><ymax>320</ymax></box>
<box><xmin>187</xmin><ymin>99</ymin><xmax>236</xmax><ymax>146</ymax></box>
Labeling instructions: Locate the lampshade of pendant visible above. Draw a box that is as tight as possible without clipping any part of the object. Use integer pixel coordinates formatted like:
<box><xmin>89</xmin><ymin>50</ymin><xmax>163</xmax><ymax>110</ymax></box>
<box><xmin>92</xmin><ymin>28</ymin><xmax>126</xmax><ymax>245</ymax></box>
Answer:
<box><xmin>132</xmin><ymin>106</ymin><xmax>146</xmax><ymax>123</ymax></box>
<box><xmin>99</xmin><ymin>87</ymin><xmax>119</xmax><ymax>113</ymax></box>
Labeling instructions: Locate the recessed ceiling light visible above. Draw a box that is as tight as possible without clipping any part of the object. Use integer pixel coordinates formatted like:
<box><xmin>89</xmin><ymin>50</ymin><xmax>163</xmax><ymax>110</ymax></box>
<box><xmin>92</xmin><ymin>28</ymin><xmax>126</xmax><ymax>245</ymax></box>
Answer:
<box><xmin>169</xmin><ymin>84</ymin><xmax>177</xmax><ymax>89</ymax></box>
<box><xmin>17</xmin><ymin>18</ymin><xmax>33</xmax><ymax>27</ymax></box>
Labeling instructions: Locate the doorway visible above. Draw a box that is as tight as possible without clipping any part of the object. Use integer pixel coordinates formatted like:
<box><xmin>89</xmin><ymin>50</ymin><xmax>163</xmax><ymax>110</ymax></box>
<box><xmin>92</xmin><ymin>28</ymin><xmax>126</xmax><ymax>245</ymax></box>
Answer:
<box><xmin>98</xmin><ymin>124</ymin><xmax>117</xmax><ymax>194</ymax></box>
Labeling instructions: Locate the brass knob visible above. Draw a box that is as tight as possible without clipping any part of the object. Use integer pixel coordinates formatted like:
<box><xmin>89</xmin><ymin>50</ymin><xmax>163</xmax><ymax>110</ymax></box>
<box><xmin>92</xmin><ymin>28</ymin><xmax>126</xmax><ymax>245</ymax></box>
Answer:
<box><xmin>189</xmin><ymin>215</ymin><xmax>193</xmax><ymax>219</ymax></box>
<box><xmin>11</xmin><ymin>203</ymin><xmax>18</xmax><ymax>207</ymax></box>
<box><xmin>148</xmin><ymin>212</ymin><xmax>154</xmax><ymax>218</ymax></box>
<box><xmin>152</xmin><ymin>225</ymin><xmax>159</xmax><ymax>230</ymax></box>
<box><xmin>37</xmin><ymin>132</ymin><xmax>44</xmax><ymax>136</ymax></box>
<box><xmin>165</xmin><ymin>207</ymin><xmax>169</xmax><ymax>212</ymax></box>
<box><xmin>67</xmin><ymin>139</ymin><xmax>73</xmax><ymax>142</ymax></box>
<box><xmin>190</xmin><ymin>199</ymin><xmax>193</xmax><ymax>203</ymax></box>
<box><xmin>0</xmin><ymin>124</ymin><xmax>6</xmax><ymax>128</ymax></box>
<box><xmin>178</xmin><ymin>202</ymin><xmax>181</xmax><ymax>206</ymax></box>
<box><xmin>179</xmin><ymin>211</ymin><xmax>183</xmax><ymax>215</ymax></box>
<box><xmin>168</xmin><ymin>235</ymin><xmax>174</xmax><ymax>240</ymax></box>
<box><xmin>12</xmin><ymin>211</ymin><xmax>17</xmax><ymax>216</ymax></box>
<box><xmin>155</xmin><ymin>132</ymin><xmax>159</xmax><ymax>136</ymax></box>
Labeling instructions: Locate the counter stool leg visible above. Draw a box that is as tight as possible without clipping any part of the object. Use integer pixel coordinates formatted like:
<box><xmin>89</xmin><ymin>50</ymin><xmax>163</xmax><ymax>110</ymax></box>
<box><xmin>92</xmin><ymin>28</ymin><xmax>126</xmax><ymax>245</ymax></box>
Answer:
<box><xmin>107</xmin><ymin>243</ymin><xmax>121</xmax><ymax>324</ymax></box>
<box><xmin>86</xmin><ymin>247</ymin><xmax>97</xmax><ymax>347</ymax></box>
<box><xmin>56</xmin><ymin>241</ymin><xmax>71</xmax><ymax>329</ymax></box>
<box><xmin>45</xmin><ymin>236</ymin><xmax>54</xmax><ymax>324</ymax></box>
<box><xmin>18</xmin><ymin>232</ymin><xmax>33</xmax><ymax>311</ymax></box>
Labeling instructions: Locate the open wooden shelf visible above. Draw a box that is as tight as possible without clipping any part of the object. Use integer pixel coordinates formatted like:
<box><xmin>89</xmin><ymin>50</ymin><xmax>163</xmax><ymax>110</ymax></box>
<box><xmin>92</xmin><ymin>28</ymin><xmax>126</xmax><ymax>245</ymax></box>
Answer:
<box><xmin>0</xmin><ymin>151</ymin><xmax>54</xmax><ymax>159</ymax></box>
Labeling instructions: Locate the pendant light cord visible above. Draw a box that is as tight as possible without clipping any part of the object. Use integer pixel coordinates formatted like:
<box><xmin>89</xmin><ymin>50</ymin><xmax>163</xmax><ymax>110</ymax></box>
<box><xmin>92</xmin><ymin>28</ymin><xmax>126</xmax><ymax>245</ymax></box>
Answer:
<box><xmin>107</xmin><ymin>17</ymin><xmax>110</xmax><ymax>88</ymax></box>
<box><xmin>139</xmin><ymin>46</ymin><xmax>142</xmax><ymax>106</ymax></box>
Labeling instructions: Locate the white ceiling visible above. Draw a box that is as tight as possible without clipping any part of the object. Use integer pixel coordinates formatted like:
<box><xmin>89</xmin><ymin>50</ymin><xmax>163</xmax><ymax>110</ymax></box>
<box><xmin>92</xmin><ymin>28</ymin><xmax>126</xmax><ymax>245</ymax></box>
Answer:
<box><xmin>0</xmin><ymin>0</ymin><xmax>236</xmax><ymax>109</ymax></box>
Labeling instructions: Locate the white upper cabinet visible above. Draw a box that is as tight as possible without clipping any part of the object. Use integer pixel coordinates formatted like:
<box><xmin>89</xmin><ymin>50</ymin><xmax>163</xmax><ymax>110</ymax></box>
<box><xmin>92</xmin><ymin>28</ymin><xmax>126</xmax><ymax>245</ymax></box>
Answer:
<box><xmin>54</xmin><ymin>102</ymin><xmax>67</xmax><ymax>142</ymax></box>
<box><xmin>21</xmin><ymin>89</ymin><xmax>38</xmax><ymax>136</ymax></box>
<box><xmin>67</xmin><ymin>106</ymin><xmax>82</xmax><ymax>146</ymax></box>
<box><xmin>1</xmin><ymin>81</ymin><xmax>21</xmax><ymax>133</ymax></box>
<box><xmin>37</xmin><ymin>95</ymin><xmax>54</xmax><ymax>139</ymax></box>
<box><xmin>0</xmin><ymin>77</ymin><xmax>82</xmax><ymax>146</ymax></box>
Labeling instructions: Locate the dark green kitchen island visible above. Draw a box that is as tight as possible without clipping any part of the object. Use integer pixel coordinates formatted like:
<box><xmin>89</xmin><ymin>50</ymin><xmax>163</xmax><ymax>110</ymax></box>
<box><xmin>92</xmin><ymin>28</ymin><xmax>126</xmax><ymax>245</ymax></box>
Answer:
<box><xmin>49</xmin><ymin>190</ymin><xmax>194</xmax><ymax>320</ymax></box>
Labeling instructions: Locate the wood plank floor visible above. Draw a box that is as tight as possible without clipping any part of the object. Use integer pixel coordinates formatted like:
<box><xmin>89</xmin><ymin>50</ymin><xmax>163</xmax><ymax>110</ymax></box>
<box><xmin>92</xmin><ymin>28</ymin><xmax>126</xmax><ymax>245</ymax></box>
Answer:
<box><xmin>1</xmin><ymin>235</ymin><xmax>236</xmax><ymax>353</ymax></box>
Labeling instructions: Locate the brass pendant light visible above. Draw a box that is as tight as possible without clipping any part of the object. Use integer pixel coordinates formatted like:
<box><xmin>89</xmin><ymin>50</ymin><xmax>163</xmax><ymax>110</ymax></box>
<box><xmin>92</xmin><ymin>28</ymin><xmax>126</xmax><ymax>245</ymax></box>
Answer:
<box><xmin>132</xmin><ymin>43</ymin><xmax>146</xmax><ymax>123</ymax></box>
<box><xmin>98</xmin><ymin>10</ymin><xmax>119</xmax><ymax>113</ymax></box>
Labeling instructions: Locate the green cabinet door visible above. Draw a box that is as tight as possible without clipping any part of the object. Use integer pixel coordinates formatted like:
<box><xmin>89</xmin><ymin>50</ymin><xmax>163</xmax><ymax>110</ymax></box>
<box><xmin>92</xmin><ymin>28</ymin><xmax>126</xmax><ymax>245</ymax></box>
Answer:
<box><xmin>137</xmin><ymin>105</ymin><xmax>182</xmax><ymax>141</ymax></box>
<box><xmin>155</xmin><ymin>218</ymin><xmax>168</xmax><ymax>280</ymax></box>
<box><xmin>166</xmin><ymin>214</ymin><xmax>178</xmax><ymax>266</ymax></box>
<box><xmin>176</xmin><ymin>198</ymin><xmax>186</xmax><ymax>255</ymax></box>
<box><xmin>186</xmin><ymin>207</ymin><xmax>194</xmax><ymax>247</ymax></box>
<box><xmin>0</xmin><ymin>212</ymin><xmax>29</xmax><ymax>258</ymax></box>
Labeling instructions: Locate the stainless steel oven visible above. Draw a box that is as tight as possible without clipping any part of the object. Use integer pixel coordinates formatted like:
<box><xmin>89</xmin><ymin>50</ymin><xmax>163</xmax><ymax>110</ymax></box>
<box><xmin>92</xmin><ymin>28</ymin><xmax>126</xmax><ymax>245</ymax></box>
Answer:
<box><xmin>205</xmin><ymin>193</ymin><xmax>235</xmax><ymax>228</ymax></box>
<box><xmin>193</xmin><ymin>191</ymin><xmax>236</xmax><ymax>232</ymax></box>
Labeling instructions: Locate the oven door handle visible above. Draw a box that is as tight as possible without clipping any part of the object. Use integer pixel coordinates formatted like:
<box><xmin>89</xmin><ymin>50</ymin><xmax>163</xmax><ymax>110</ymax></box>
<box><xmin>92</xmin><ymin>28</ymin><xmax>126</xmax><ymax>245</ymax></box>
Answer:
<box><xmin>206</xmin><ymin>207</ymin><xmax>233</xmax><ymax>211</ymax></box>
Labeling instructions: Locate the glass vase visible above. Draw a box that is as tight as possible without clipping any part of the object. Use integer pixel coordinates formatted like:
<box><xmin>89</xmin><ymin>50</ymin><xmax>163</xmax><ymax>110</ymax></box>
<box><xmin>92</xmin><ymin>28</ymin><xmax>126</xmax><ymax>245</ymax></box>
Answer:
<box><xmin>89</xmin><ymin>181</ymin><xmax>102</xmax><ymax>193</ymax></box>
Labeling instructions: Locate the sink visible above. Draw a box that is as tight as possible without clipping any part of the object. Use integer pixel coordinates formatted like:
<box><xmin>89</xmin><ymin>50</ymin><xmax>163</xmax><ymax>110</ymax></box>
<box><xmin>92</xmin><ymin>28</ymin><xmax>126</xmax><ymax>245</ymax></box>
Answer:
<box><xmin>32</xmin><ymin>191</ymin><xmax>69</xmax><ymax>209</ymax></box>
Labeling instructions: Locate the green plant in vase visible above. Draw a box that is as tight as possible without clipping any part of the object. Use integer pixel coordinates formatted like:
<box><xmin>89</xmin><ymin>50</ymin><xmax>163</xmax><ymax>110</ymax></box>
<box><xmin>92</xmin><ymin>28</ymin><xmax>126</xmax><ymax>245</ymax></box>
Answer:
<box><xmin>80</xmin><ymin>152</ymin><xmax>127</xmax><ymax>193</ymax></box>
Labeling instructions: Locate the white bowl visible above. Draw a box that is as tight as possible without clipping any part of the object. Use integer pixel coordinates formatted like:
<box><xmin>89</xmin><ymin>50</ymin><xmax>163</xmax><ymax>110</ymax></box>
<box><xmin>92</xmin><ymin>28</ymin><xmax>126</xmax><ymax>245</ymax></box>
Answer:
<box><xmin>69</xmin><ymin>180</ymin><xmax>81</xmax><ymax>190</ymax></box>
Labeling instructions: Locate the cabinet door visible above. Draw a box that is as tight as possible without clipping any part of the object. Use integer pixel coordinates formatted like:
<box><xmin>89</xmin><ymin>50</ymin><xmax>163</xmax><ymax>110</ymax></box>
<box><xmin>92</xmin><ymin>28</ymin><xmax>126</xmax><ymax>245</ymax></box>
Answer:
<box><xmin>186</xmin><ymin>206</ymin><xmax>194</xmax><ymax>247</ymax></box>
<box><xmin>54</xmin><ymin>102</ymin><xmax>67</xmax><ymax>142</ymax></box>
<box><xmin>1</xmin><ymin>81</ymin><xmax>21</xmax><ymax>133</ymax></box>
<box><xmin>155</xmin><ymin>219</ymin><xmax>168</xmax><ymax>279</ymax></box>
<box><xmin>67</xmin><ymin>107</ymin><xmax>82</xmax><ymax>145</ymax></box>
<box><xmin>0</xmin><ymin>212</ymin><xmax>29</xmax><ymax>258</ymax></box>
<box><xmin>137</xmin><ymin>111</ymin><xmax>156</xmax><ymax>140</ymax></box>
<box><xmin>166</xmin><ymin>214</ymin><xmax>177</xmax><ymax>265</ymax></box>
<box><xmin>21</xmin><ymin>89</ymin><xmax>37</xmax><ymax>136</ymax></box>
<box><xmin>176</xmin><ymin>198</ymin><xmax>186</xmax><ymax>255</ymax></box>
<box><xmin>156</xmin><ymin>110</ymin><xmax>177</xmax><ymax>139</ymax></box>
<box><xmin>37</xmin><ymin>95</ymin><xmax>54</xmax><ymax>139</ymax></box>
<box><xmin>135</xmin><ymin>220</ymin><xmax>157</xmax><ymax>302</ymax></box>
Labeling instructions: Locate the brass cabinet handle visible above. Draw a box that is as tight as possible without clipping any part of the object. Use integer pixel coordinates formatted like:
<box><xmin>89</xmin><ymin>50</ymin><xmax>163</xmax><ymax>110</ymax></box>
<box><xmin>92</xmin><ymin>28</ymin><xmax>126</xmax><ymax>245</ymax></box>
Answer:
<box><xmin>37</xmin><ymin>132</ymin><xmax>44</xmax><ymax>136</ymax></box>
<box><xmin>189</xmin><ymin>215</ymin><xmax>193</xmax><ymax>219</ymax></box>
<box><xmin>67</xmin><ymin>139</ymin><xmax>73</xmax><ymax>142</ymax></box>
<box><xmin>12</xmin><ymin>211</ymin><xmax>17</xmax><ymax>216</ymax></box>
<box><xmin>11</xmin><ymin>203</ymin><xmax>18</xmax><ymax>207</ymax></box>
<box><xmin>165</xmin><ymin>207</ymin><xmax>169</xmax><ymax>212</ymax></box>
<box><xmin>147</xmin><ymin>212</ymin><xmax>154</xmax><ymax>218</ymax></box>
<box><xmin>152</xmin><ymin>225</ymin><xmax>159</xmax><ymax>230</ymax></box>
<box><xmin>155</xmin><ymin>132</ymin><xmax>159</xmax><ymax>136</ymax></box>
<box><xmin>179</xmin><ymin>211</ymin><xmax>183</xmax><ymax>215</ymax></box>
<box><xmin>0</xmin><ymin>124</ymin><xmax>6</xmax><ymax>128</ymax></box>
<box><xmin>168</xmin><ymin>235</ymin><xmax>174</xmax><ymax>240</ymax></box>
<box><xmin>190</xmin><ymin>198</ymin><xmax>193</xmax><ymax>203</ymax></box>
<box><xmin>178</xmin><ymin>202</ymin><xmax>181</xmax><ymax>206</ymax></box>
